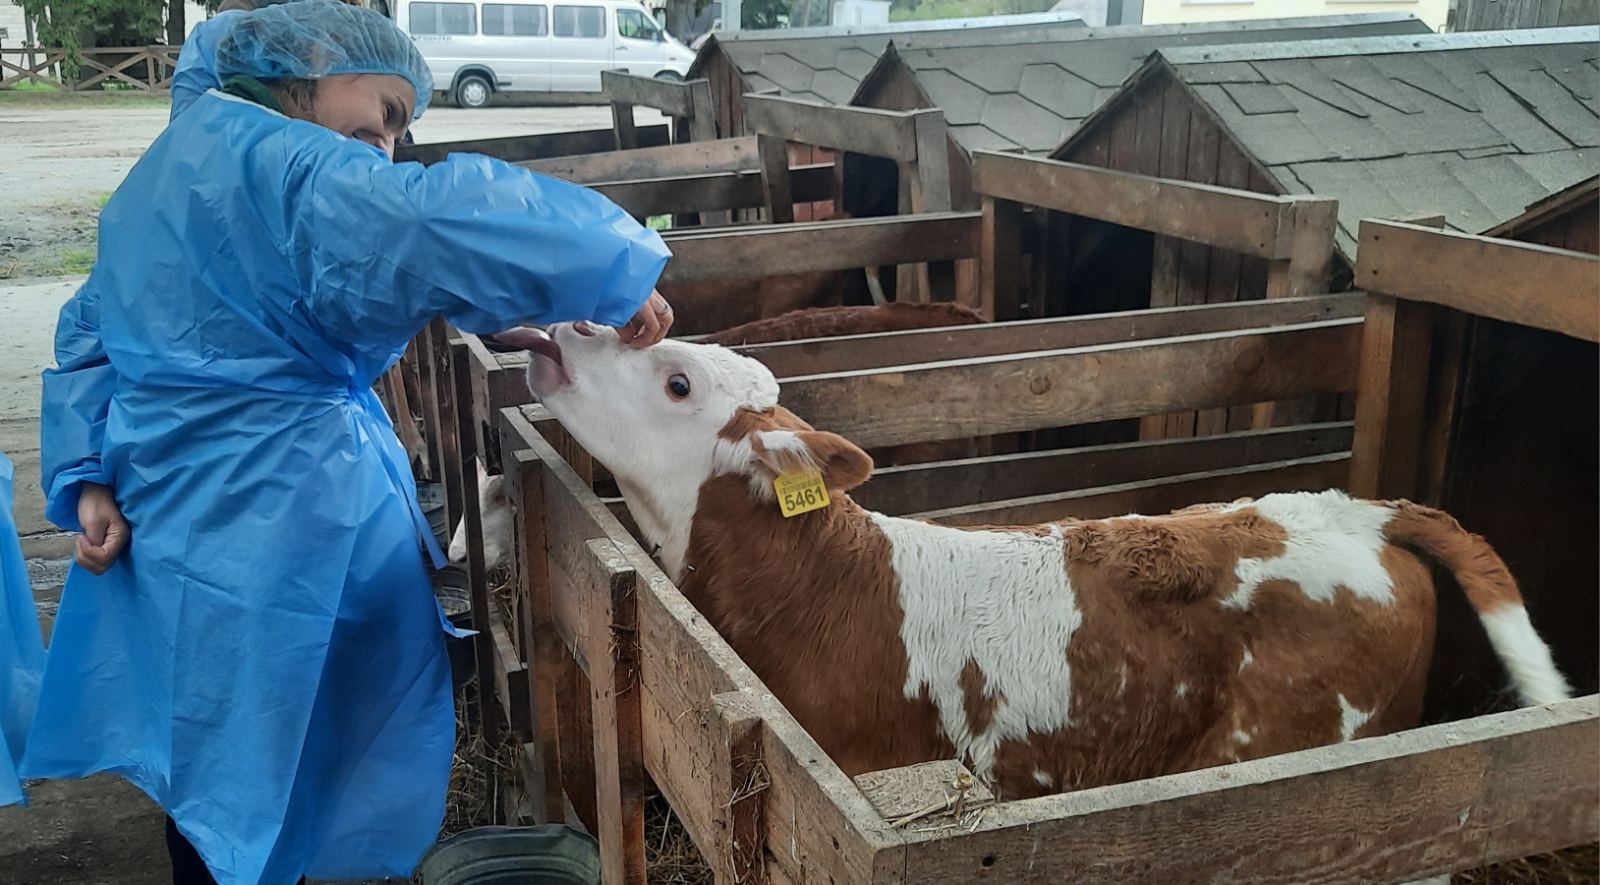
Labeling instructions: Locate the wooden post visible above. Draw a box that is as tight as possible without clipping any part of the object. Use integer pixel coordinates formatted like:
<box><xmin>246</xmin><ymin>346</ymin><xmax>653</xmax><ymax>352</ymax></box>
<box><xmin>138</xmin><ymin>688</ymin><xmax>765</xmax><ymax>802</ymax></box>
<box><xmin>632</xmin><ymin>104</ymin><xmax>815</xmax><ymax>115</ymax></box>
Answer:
<box><xmin>612</xmin><ymin>100</ymin><xmax>639</xmax><ymax>150</ymax></box>
<box><xmin>428</xmin><ymin>320</ymin><xmax>464</xmax><ymax>553</ymax></box>
<box><xmin>687</xmin><ymin>79</ymin><xmax>718</xmax><ymax>142</ymax></box>
<box><xmin>452</xmin><ymin>340</ymin><xmax>500</xmax><ymax>748</ymax></box>
<box><xmin>756</xmin><ymin>133</ymin><xmax>795</xmax><ymax>224</ymax></box>
<box><xmin>1257</xmin><ymin>196</ymin><xmax>1340</xmax><ymax>428</ymax></box>
<box><xmin>1348</xmin><ymin>294</ymin><xmax>1436</xmax><ymax>500</ymax></box>
<box><xmin>710</xmin><ymin>691</ymin><xmax>767</xmax><ymax>885</ymax></box>
<box><xmin>507</xmin><ymin>447</ymin><xmax>566</xmax><ymax>823</ymax></box>
<box><xmin>979</xmin><ymin>196</ymin><xmax>1024</xmax><ymax>321</ymax></box>
<box><xmin>584</xmin><ymin>540</ymin><xmax>646</xmax><ymax>885</ymax></box>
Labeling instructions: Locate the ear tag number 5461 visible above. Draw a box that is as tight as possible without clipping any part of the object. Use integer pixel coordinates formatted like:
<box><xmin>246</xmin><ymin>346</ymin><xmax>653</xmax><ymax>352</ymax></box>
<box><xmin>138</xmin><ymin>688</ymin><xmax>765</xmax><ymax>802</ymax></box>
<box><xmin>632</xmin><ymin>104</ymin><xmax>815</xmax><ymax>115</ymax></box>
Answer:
<box><xmin>774</xmin><ymin>470</ymin><xmax>830</xmax><ymax>518</ymax></box>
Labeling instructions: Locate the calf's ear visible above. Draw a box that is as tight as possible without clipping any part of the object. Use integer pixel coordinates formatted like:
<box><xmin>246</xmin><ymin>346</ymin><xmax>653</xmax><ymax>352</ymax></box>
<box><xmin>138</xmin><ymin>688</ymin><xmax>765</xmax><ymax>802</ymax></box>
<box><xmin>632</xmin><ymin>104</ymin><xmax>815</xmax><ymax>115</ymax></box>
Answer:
<box><xmin>753</xmin><ymin>430</ymin><xmax>873</xmax><ymax>493</ymax></box>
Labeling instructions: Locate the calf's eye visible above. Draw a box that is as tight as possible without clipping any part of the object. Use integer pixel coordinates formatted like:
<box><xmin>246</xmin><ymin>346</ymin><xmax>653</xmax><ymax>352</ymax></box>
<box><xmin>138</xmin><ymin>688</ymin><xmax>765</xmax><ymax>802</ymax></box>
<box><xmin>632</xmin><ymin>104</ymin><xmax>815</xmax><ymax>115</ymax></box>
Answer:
<box><xmin>667</xmin><ymin>374</ymin><xmax>691</xmax><ymax>400</ymax></box>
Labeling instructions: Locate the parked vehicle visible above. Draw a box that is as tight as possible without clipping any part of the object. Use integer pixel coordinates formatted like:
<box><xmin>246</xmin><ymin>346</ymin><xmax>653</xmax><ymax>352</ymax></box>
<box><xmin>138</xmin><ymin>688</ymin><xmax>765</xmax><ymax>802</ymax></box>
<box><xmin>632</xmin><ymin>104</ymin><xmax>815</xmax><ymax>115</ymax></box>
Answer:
<box><xmin>395</xmin><ymin>0</ymin><xmax>697</xmax><ymax>107</ymax></box>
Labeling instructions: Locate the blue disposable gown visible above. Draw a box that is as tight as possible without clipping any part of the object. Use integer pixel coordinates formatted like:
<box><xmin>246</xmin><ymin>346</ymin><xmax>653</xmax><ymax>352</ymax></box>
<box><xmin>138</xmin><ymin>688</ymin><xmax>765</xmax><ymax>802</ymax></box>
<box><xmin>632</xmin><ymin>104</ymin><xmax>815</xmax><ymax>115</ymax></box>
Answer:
<box><xmin>0</xmin><ymin>452</ymin><xmax>44</xmax><ymax>807</ymax></box>
<box><xmin>169</xmin><ymin>11</ymin><xmax>239</xmax><ymax>120</ymax></box>
<box><xmin>24</xmin><ymin>91</ymin><xmax>669</xmax><ymax>884</ymax></box>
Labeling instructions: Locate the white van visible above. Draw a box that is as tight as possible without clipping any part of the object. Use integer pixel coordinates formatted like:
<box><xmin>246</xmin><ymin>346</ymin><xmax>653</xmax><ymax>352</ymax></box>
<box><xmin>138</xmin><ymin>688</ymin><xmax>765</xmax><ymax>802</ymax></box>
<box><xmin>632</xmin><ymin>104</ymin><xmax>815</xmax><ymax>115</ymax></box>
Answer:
<box><xmin>395</xmin><ymin>0</ymin><xmax>697</xmax><ymax>107</ymax></box>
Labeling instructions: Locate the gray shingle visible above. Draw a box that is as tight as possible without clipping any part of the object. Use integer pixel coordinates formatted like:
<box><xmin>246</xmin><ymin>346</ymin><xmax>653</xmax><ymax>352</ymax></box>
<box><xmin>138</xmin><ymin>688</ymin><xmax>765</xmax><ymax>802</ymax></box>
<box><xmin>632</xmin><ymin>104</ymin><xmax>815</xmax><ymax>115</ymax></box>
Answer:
<box><xmin>1312</xmin><ymin>55</ymin><xmax>1421</xmax><ymax>114</ymax></box>
<box><xmin>913</xmin><ymin>70</ymin><xmax>989</xmax><ymax>126</ymax></box>
<box><xmin>1509</xmin><ymin>148</ymin><xmax>1598</xmax><ymax>192</ymax></box>
<box><xmin>1222</xmin><ymin>82</ymin><xmax>1298</xmax><ymax>116</ymax></box>
<box><xmin>833</xmin><ymin>47</ymin><xmax>881</xmax><ymax>79</ymax></box>
<box><xmin>1018</xmin><ymin>63</ymin><xmax>1103</xmax><ymax>121</ymax></box>
<box><xmin>980</xmin><ymin>94</ymin><xmax>1071</xmax><ymax>152</ymax></box>
<box><xmin>1487</xmin><ymin>66</ymin><xmax>1600</xmax><ymax>148</ymax></box>
<box><xmin>1177</xmin><ymin>62</ymin><xmax>1264</xmax><ymax>85</ymax></box>
<box><xmin>948</xmin><ymin>124</ymin><xmax>1023</xmax><ymax>152</ymax></box>
<box><xmin>808</xmin><ymin>69</ymin><xmax>861</xmax><ymax>104</ymax></box>
<box><xmin>756</xmin><ymin>53</ymin><xmax>817</xmax><ymax>93</ymax></box>
<box><xmin>1471</xmin><ymin>69</ymin><xmax>1578</xmax><ymax>154</ymax></box>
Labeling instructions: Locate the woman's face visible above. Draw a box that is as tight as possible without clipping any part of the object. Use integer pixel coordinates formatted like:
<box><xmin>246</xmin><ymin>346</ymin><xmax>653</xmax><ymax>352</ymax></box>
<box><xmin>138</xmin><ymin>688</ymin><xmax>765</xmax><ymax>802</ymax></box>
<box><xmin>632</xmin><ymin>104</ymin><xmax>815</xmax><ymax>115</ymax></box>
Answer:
<box><xmin>304</xmin><ymin>73</ymin><xmax>415</xmax><ymax>158</ymax></box>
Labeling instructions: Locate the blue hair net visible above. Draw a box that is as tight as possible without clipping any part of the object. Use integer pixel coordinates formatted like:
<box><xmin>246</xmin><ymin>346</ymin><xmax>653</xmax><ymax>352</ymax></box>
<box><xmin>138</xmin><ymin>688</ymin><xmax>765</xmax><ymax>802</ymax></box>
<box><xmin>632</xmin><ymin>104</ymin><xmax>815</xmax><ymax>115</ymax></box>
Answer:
<box><xmin>216</xmin><ymin>0</ymin><xmax>434</xmax><ymax>118</ymax></box>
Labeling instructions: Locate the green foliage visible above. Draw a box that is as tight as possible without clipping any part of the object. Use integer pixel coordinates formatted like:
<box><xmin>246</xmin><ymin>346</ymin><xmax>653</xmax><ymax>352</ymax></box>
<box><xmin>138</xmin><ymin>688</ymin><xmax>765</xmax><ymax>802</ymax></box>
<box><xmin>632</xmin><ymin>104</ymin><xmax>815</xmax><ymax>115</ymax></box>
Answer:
<box><xmin>18</xmin><ymin>0</ymin><xmax>166</xmax><ymax>78</ymax></box>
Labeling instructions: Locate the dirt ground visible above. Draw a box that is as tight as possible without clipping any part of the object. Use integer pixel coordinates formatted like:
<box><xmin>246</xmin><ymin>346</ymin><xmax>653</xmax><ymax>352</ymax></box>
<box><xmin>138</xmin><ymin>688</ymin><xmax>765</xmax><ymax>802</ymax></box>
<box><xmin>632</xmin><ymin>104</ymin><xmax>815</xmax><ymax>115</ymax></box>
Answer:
<box><xmin>0</xmin><ymin>93</ymin><xmax>658</xmax><ymax>885</ymax></box>
<box><xmin>0</xmin><ymin>95</ymin><xmax>662</xmax><ymax>280</ymax></box>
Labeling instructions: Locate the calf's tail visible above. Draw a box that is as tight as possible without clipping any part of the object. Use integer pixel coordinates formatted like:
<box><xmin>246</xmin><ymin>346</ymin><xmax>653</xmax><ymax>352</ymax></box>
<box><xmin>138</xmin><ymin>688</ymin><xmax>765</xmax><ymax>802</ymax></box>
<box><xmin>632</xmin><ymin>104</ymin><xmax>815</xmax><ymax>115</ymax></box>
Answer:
<box><xmin>1384</xmin><ymin>501</ymin><xmax>1571</xmax><ymax>707</ymax></box>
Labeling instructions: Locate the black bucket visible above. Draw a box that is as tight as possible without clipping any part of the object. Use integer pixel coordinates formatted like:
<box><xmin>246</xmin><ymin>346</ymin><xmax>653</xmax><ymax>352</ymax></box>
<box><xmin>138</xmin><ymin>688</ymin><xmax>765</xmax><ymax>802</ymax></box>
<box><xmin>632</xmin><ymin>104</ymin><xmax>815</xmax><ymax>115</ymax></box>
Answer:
<box><xmin>416</xmin><ymin>826</ymin><xmax>600</xmax><ymax>885</ymax></box>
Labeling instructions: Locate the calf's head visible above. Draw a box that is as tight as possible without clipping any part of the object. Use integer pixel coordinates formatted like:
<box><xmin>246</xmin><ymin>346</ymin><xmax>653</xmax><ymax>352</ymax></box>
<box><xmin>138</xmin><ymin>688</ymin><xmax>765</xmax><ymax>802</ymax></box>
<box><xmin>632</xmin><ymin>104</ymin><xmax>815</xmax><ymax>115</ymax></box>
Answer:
<box><xmin>500</xmin><ymin>323</ymin><xmax>873</xmax><ymax>577</ymax></box>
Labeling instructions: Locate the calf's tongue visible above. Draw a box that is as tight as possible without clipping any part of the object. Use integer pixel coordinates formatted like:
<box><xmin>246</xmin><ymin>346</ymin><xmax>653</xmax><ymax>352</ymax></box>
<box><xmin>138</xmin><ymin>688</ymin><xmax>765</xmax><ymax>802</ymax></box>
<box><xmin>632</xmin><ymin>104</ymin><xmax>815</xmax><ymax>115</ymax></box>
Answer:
<box><xmin>492</xmin><ymin>326</ymin><xmax>563</xmax><ymax>367</ymax></box>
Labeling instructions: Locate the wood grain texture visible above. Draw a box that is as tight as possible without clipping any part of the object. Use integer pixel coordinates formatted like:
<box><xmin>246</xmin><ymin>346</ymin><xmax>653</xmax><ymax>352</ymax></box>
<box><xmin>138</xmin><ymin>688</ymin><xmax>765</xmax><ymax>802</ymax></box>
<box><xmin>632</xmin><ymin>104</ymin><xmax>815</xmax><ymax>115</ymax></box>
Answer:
<box><xmin>885</xmin><ymin>698</ymin><xmax>1599</xmax><ymax>884</ymax></box>
<box><xmin>659</xmin><ymin>212</ymin><xmax>981</xmax><ymax>285</ymax></box>
<box><xmin>525</xmin><ymin>136</ymin><xmax>758</xmax><ymax>183</ymax></box>
<box><xmin>398</xmin><ymin>124</ymin><xmax>669</xmax><ymax>165</ymax></box>
<box><xmin>1357</xmin><ymin>220</ymin><xmax>1600</xmax><ymax>343</ymax></box>
<box><xmin>972</xmin><ymin>151</ymin><xmax>1299</xmax><ymax>260</ymax></box>
<box><xmin>919</xmin><ymin>453</ymin><xmax>1350</xmax><ymax>526</ymax></box>
<box><xmin>853</xmin><ymin>423</ymin><xmax>1353</xmax><ymax>516</ymax></box>
<box><xmin>741</xmin><ymin>95</ymin><xmax>919</xmax><ymax>163</ymax></box>
<box><xmin>780</xmin><ymin>319</ymin><xmax>1362</xmax><ymax>449</ymax></box>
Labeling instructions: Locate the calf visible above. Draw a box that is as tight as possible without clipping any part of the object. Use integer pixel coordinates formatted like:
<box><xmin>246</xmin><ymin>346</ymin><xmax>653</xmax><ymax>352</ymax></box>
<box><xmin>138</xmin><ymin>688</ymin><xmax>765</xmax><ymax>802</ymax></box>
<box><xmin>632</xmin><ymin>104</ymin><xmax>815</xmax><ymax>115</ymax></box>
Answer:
<box><xmin>450</xmin><ymin>302</ymin><xmax>990</xmax><ymax>568</ymax></box>
<box><xmin>505</xmin><ymin>323</ymin><xmax>1571</xmax><ymax>799</ymax></box>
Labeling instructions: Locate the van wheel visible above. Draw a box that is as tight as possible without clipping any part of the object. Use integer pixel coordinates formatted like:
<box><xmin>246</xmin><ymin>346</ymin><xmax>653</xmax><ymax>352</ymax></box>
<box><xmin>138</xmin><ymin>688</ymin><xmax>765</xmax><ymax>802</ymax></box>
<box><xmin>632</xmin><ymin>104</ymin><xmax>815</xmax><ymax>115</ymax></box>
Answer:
<box><xmin>455</xmin><ymin>74</ymin><xmax>493</xmax><ymax>109</ymax></box>
<box><xmin>654</xmin><ymin>70</ymin><xmax>684</xmax><ymax>82</ymax></box>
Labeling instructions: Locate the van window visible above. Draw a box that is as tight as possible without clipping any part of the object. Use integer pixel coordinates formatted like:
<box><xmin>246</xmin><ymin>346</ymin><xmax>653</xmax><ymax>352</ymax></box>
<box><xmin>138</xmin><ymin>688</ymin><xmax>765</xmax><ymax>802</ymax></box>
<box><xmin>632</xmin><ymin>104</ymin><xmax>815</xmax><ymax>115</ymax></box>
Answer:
<box><xmin>615</xmin><ymin>8</ymin><xmax>662</xmax><ymax>40</ymax></box>
<box><xmin>483</xmin><ymin>2</ymin><xmax>549</xmax><ymax>35</ymax></box>
<box><xmin>553</xmin><ymin>5</ymin><xmax>605</xmax><ymax>37</ymax></box>
<box><xmin>409</xmin><ymin>1</ymin><xmax>477</xmax><ymax>34</ymax></box>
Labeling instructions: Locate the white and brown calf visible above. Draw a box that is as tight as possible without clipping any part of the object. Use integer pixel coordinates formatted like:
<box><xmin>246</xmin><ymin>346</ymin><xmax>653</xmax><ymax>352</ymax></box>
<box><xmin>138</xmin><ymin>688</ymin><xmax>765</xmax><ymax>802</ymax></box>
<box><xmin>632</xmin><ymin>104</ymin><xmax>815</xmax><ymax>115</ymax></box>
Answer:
<box><xmin>502</xmin><ymin>323</ymin><xmax>1571</xmax><ymax>799</ymax></box>
<box><xmin>450</xmin><ymin>302</ymin><xmax>990</xmax><ymax>569</ymax></box>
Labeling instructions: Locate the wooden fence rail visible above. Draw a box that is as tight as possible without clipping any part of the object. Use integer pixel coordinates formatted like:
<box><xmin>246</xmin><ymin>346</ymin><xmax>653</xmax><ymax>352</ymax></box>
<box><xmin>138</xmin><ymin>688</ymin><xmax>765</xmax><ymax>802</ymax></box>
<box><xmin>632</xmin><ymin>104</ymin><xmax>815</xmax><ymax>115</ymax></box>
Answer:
<box><xmin>1</xmin><ymin>46</ymin><xmax>178</xmax><ymax>92</ymax></box>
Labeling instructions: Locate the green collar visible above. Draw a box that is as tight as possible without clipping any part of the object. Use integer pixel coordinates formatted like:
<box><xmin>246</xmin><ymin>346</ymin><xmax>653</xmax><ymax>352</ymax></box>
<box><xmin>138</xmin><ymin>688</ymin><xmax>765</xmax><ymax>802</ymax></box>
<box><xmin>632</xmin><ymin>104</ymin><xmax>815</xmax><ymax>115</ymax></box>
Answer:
<box><xmin>221</xmin><ymin>75</ymin><xmax>284</xmax><ymax>114</ymax></box>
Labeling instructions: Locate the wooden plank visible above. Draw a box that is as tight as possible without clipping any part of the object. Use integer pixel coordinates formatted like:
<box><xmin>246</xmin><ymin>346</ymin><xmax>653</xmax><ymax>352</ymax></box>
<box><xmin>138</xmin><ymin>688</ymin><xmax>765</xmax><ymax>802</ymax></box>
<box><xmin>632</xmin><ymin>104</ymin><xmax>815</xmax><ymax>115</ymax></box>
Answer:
<box><xmin>908</xmin><ymin>110</ymin><xmax>953</xmax><ymax>214</ymax></box>
<box><xmin>1166</xmin><ymin>105</ymin><xmax>1221</xmax><ymax>440</ymax></box>
<box><xmin>611</xmin><ymin>101</ymin><xmax>639</xmax><ymax>151</ymax></box>
<box><xmin>853</xmin><ymin>423</ymin><xmax>1354</xmax><ymax>516</ymax></box>
<box><xmin>592</xmin><ymin>163</ymin><xmax>834</xmax><ymax>219</ymax></box>
<box><xmin>489</xmin><ymin>611</ymin><xmax>531</xmax><ymax>738</ymax></box>
<box><xmin>888</xmin><ymin>698</ymin><xmax>1599</xmax><ymax>884</ymax></box>
<box><xmin>602</xmin><ymin>69</ymin><xmax>696</xmax><ymax>118</ymax></box>
<box><xmin>780</xmin><ymin>319</ymin><xmax>1363</xmax><ymax>449</ymax></box>
<box><xmin>658</xmin><ymin>212</ymin><xmax>981</xmax><ymax>285</ymax></box>
<box><xmin>979</xmin><ymin>197</ymin><xmax>1025</xmax><ymax>321</ymax></box>
<box><xmin>686</xmin><ymin>79</ymin><xmax>719</xmax><ymax>143</ymax></box>
<box><xmin>396</xmin><ymin>124</ymin><xmax>670</xmax><ymax>165</ymax></box>
<box><xmin>741</xmin><ymin>95</ymin><xmax>920</xmax><ymax>163</ymax></box>
<box><xmin>973</xmin><ymin>152</ymin><xmax>1303</xmax><ymax>260</ymax></box>
<box><xmin>523</xmin><ymin>136</ymin><xmax>758</xmax><ymax>183</ymax></box>
<box><xmin>1357</xmin><ymin>220</ymin><xmax>1600</xmax><ymax>343</ymax></box>
<box><xmin>920</xmin><ymin>453</ymin><xmax>1350</xmax><ymax>526</ymax></box>
<box><xmin>582</xmin><ymin>539</ymin><xmax>646</xmax><ymax>885</ymax></box>
<box><xmin>1348</xmin><ymin>294</ymin><xmax>1436</xmax><ymax>501</ymax></box>
<box><xmin>740</xmin><ymin>293</ymin><xmax>1365</xmax><ymax>379</ymax></box>
<box><xmin>504</xmin><ymin>448</ymin><xmax>566</xmax><ymax>823</ymax></box>
<box><xmin>451</xmin><ymin>340</ymin><xmax>499</xmax><ymax>744</ymax></box>
<box><xmin>756</xmin><ymin>134</ymin><xmax>796</xmax><ymax>224</ymax></box>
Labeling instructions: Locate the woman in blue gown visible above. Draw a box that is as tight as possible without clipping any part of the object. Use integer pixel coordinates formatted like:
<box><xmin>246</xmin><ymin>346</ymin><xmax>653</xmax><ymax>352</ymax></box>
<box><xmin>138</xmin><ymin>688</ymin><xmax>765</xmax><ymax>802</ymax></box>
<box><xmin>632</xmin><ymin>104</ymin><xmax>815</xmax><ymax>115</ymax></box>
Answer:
<box><xmin>1</xmin><ymin>451</ymin><xmax>45</xmax><ymax>808</ymax></box>
<box><xmin>22</xmin><ymin>2</ymin><xmax>673</xmax><ymax>882</ymax></box>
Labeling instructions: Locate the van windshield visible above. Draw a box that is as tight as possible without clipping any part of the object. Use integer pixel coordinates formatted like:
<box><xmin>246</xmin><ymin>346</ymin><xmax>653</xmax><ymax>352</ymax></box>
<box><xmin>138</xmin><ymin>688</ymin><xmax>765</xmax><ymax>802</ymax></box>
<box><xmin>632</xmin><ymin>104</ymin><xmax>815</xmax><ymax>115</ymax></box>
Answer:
<box><xmin>616</xmin><ymin>7</ymin><xmax>663</xmax><ymax>41</ymax></box>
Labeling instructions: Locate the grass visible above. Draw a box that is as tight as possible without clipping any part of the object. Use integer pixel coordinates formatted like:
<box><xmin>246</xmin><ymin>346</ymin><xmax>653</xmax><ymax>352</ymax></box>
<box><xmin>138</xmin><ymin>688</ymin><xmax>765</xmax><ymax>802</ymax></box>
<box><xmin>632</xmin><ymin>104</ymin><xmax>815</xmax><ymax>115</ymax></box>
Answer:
<box><xmin>57</xmin><ymin>248</ymin><xmax>96</xmax><ymax>275</ymax></box>
<box><xmin>0</xmin><ymin>87</ymin><xmax>169</xmax><ymax>108</ymax></box>
<box><xmin>647</xmin><ymin>214</ymin><xmax>674</xmax><ymax>232</ymax></box>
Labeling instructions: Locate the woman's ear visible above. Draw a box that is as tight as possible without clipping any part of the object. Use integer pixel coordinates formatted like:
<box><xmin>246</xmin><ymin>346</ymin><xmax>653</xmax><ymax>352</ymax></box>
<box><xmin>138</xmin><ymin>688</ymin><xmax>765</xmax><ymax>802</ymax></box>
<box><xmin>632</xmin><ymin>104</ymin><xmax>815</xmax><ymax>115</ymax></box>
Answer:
<box><xmin>752</xmin><ymin>430</ymin><xmax>873</xmax><ymax>493</ymax></box>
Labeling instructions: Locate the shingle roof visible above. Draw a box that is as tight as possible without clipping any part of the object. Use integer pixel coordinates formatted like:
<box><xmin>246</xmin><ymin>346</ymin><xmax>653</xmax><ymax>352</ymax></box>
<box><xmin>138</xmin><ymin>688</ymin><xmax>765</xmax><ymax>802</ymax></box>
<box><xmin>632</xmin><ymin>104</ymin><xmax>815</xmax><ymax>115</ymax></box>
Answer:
<box><xmin>1068</xmin><ymin>28</ymin><xmax>1600</xmax><ymax>255</ymax></box>
<box><xmin>686</xmin><ymin>15</ymin><xmax>1088</xmax><ymax>106</ymax></box>
<box><xmin>852</xmin><ymin>13</ymin><xmax>1433</xmax><ymax>154</ymax></box>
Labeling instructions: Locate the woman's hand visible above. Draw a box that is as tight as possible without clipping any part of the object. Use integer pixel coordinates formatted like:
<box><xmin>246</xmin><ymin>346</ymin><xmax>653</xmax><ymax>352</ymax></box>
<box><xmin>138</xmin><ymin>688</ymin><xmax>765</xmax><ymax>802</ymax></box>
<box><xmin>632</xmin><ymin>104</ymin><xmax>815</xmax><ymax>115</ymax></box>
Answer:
<box><xmin>76</xmin><ymin>482</ymin><xmax>130</xmax><ymax>575</ymax></box>
<box><xmin>615</xmin><ymin>290</ymin><xmax>674</xmax><ymax>349</ymax></box>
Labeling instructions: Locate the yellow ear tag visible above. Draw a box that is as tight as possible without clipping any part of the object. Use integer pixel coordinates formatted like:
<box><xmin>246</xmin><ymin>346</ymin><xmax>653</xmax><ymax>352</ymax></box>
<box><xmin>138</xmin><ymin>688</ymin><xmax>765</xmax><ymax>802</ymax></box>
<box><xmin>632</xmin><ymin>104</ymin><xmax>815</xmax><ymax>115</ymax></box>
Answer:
<box><xmin>774</xmin><ymin>470</ymin><xmax>830</xmax><ymax>518</ymax></box>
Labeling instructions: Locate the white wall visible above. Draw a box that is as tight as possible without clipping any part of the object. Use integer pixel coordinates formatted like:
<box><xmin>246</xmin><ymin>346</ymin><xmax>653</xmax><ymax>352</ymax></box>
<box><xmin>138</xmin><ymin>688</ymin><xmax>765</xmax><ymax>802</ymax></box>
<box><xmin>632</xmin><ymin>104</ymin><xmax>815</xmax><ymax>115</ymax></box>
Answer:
<box><xmin>1140</xmin><ymin>0</ymin><xmax>1446</xmax><ymax>30</ymax></box>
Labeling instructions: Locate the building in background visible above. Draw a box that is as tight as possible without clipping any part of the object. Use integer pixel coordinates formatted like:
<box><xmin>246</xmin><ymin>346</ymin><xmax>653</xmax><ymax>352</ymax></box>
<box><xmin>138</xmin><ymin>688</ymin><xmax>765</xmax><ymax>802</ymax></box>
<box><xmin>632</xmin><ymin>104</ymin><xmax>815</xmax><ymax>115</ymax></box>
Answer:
<box><xmin>1139</xmin><ymin>0</ymin><xmax>1446</xmax><ymax>30</ymax></box>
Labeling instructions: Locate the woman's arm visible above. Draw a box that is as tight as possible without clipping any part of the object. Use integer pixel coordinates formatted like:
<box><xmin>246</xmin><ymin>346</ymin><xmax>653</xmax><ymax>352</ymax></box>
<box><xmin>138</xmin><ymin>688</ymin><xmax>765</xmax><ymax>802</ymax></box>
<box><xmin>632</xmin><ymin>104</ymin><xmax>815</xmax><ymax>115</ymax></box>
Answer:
<box><xmin>284</xmin><ymin>139</ymin><xmax>673</xmax><ymax>353</ymax></box>
<box><xmin>40</xmin><ymin>284</ymin><xmax>118</xmax><ymax>535</ymax></box>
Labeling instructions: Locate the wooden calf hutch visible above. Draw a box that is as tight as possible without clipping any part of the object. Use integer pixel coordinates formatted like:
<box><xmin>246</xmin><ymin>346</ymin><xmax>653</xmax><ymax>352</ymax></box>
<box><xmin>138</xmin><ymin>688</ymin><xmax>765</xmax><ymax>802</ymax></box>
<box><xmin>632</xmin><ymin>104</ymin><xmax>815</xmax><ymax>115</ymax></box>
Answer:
<box><xmin>452</xmin><ymin>218</ymin><xmax>1600</xmax><ymax>881</ymax></box>
<box><xmin>844</xmin><ymin>13</ymin><xmax>1431</xmax><ymax>213</ymax></box>
<box><xmin>433</xmin><ymin>151</ymin><xmax>1383</xmax><ymax>758</ymax></box>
